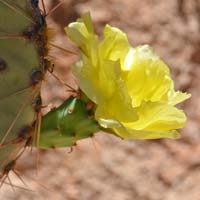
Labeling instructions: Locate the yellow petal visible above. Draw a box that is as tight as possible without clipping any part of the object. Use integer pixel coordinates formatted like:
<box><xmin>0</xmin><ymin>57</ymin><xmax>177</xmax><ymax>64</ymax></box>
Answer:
<box><xmin>168</xmin><ymin>86</ymin><xmax>191</xmax><ymax>106</ymax></box>
<box><xmin>99</xmin><ymin>25</ymin><xmax>130</xmax><ymax>63</ymax></box>
<box><xmin>73</xmin><ymin>55</ymin><xmax>121</xmax><ymax>104</ymax></box>
<box><xmin>124</xmin><ymin>45</ymin><xmax>172</xmax><ymax>107</ymax></box>
<box><xmin>113</xmin><ymin>126</ymin><xmax>180</xmax><ymax>139</ymax></box>
<box><xmin>66</xmin><ymin>13</ymin><xmax>191</xmax><ymax>140</ymax></box>
<box><xmin>167</xmin><ymin>90</ymin><xmax>191</xmax><ymax>105</ymax></box>
<box><xmin>65</xmin><ymin>13</ymin><xmax>98</xmax><ymax>66</ymax></box>
<box><xmin>160</xmin><ymin>81</ymin><xmax>191</xmax><ymax>105</ymax></box>
<box><xmin>123</xmin><ymin>102</ymin><xmax>186</xmax><ymax>132</ymax></box>
<box><xmin>95</xmin><ymin>89</ymin><xmax>138</xmax><ymax>125</ymax></box>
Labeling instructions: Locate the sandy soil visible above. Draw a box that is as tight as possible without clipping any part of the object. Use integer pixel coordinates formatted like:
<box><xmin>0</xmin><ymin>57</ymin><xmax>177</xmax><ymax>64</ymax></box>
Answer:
<box><xmin>0</xmin><ymin>0</ymin><xmax>200</xmax><ymax>199</ymax></box>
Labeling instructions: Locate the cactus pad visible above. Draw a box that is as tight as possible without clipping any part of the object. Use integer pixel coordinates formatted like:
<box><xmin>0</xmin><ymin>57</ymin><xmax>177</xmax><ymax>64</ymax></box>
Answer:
<box><xmin>0</xmin><ymin>0</ymin><xmax>47</xmax><ymax>178</ymax></box>
<box><xmin>0</xmin><ymin>1</ymin><xmax>100</xmax><ymax>182</ymax></box>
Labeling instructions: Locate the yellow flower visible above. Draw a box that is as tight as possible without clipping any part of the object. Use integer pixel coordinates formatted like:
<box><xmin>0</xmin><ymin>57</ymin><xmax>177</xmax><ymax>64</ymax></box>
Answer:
<box><xmin>65</xmin><ymin>13</ymin><xmax>191</xmax><ymax>139</ymax></box>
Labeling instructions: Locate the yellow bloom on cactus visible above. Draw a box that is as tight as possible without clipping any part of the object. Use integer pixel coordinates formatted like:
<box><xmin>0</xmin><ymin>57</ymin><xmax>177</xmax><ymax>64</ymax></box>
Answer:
<box><xmin>65</xmin><ymin>13</ymin><xmax>191</xmax><ymax>139</ymax></box>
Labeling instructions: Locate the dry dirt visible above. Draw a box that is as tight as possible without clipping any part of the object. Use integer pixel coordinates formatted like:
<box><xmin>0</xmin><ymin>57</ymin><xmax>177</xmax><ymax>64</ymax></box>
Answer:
<box><xmin>1</xmin><ymin>0</ymin><xmax>200</xmax><ymax>199</ymax></box>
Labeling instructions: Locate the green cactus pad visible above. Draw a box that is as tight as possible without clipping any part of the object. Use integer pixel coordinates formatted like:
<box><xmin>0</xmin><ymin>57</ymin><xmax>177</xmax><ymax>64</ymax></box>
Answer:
<box><xmin>0</xmin><ymin>0</ymin><xmax>45</xmax><ymax>177</ymax></box>
<box><xmin>38</xmin><ymin>97</ymin><xmax>99</xmax><ymax>148</ymax></box>
<box><xmin>0</xmin><ymin>1</ymin><xmax>100</xmax><ymax>179</ymax></box>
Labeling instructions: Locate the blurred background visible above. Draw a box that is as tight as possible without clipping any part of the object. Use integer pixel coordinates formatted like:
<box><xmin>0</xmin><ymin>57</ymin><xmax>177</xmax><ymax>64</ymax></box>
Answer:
<box><xmin>1</xmin><ymin>0</ymin><xmax>200</xmax><ymax>199</ymax></box>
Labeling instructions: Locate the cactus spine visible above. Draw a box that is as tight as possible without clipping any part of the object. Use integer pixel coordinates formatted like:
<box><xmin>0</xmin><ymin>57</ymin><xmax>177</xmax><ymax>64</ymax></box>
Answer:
<box><xmin>0</xmin><ymin>0</ymin><xmax>99</xmax><ymax>181</ymax></box>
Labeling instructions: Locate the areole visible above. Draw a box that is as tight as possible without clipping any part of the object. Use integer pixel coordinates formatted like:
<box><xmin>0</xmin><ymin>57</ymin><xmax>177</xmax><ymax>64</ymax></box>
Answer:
<box><xmin>0</xmin><ymin>0</ymin><xmax>99</xmax><ymax>184</ymax></box>
<box><xmin>0</xmin><ymin>0</ymin><xmax>49</xmax><ymax>180</ymax></box>
<box><xmin>0</xmin><ymin>57</ymin><xmax>7</xmax><ymax>72</ymax></box>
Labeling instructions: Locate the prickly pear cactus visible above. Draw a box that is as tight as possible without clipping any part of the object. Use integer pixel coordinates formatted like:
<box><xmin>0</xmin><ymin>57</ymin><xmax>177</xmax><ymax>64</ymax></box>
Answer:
<box><xmin>0</xmin><ymin>0</ymin><xmax>99</xmax><ymax>181</ymax></box>
<box><xmin>38</xmin><ymin>96</ymin><xmax>99</xmax><ymax>148</ymax></box>
<box><xmin>0</xmin><ymin>0</ymin><xmax>44</xmax><ymax>179</ymax></box>
<box><xmin>0</xmin><ymin>0</ymin><xmax>191</xmax><ymax>188</ymax></box>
